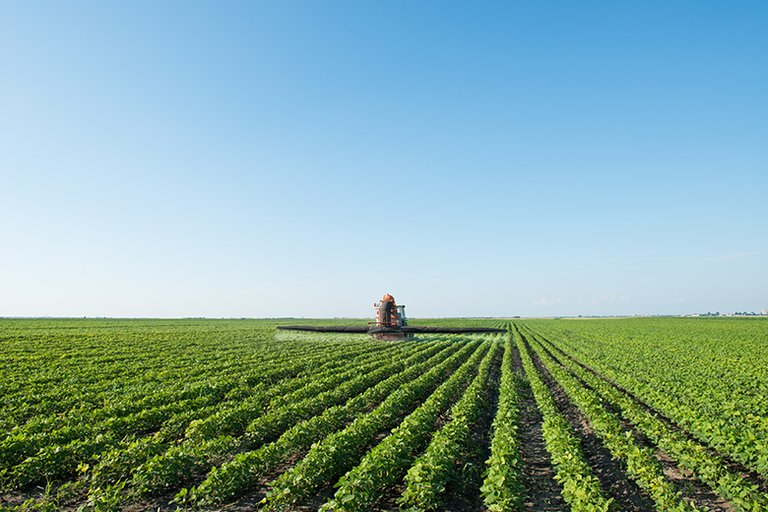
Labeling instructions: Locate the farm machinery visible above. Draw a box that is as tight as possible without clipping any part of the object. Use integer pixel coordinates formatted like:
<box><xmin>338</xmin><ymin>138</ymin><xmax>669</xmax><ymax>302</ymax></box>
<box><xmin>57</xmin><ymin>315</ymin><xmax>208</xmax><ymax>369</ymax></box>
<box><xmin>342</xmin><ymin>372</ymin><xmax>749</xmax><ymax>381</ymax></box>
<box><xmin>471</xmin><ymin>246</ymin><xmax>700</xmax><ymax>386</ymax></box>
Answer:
<box><xmin>277</xmin><ymin>293</ymin><xmax>504</xmax><ymax>340</ymax></box>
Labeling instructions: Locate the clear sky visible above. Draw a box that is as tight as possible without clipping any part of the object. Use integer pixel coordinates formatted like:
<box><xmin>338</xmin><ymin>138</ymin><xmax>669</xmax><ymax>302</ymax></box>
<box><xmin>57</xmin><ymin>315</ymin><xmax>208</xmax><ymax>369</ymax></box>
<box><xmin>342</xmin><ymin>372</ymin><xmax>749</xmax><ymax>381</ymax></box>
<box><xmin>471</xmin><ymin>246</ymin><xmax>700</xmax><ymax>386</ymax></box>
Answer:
<box><xmin>2</xmin><ymin>1</ymin><xmax>767</xmax><ymax>318</ymax></box>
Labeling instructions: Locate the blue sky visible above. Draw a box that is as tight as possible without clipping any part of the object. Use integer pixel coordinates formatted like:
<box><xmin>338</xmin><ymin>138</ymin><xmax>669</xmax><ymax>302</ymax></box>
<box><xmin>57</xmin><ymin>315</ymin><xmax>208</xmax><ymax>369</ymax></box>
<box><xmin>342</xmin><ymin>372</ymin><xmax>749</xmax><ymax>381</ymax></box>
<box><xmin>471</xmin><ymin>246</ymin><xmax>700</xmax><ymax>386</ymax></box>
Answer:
<box><xmin>2</xmin><ymin>1</ymin><xmax>767</xmax><ymax>317</ymax></box>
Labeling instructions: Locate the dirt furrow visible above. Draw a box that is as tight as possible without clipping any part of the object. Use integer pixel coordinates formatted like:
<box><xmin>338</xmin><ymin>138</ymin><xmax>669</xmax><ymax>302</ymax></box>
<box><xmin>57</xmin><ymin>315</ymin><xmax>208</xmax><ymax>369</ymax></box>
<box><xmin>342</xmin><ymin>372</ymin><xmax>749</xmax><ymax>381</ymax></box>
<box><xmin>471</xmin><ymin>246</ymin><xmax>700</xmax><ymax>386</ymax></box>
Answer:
<box><xmin>442</xmin><ymin>343</ymin><xmax>503</xmax><ymax>512</ymax></box>
<box><xmin>519</xmin><ymin>333</ymin><xmax>655</xmax><ymax>512</ymax></box>
<box><xmin>531</xmin><ymin>334</ymin><xmax>734</xmax><ymax>512</ymax></box>
<box><xmin>536</xmin><ymin>332</ymin><xmax>768</xmax><ymax>495</ymax></box>
<box><xmin>509</xmin><ymin>343</ymin><xmax>568</xmax><ymax>512</ymax></box>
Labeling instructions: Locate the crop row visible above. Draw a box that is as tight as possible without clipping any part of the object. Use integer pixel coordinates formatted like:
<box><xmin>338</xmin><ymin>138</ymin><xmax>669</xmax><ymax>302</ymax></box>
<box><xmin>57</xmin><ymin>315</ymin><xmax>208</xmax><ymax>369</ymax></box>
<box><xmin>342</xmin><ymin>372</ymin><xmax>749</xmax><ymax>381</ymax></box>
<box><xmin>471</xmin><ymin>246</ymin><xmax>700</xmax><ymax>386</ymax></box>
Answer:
<box><xmin>5</xmin><ymin>318</ymin><xmax>764</xmax><ymax>511</ymax></box>
<box><xmin>260</xmin><ymin>340</ymin><xmax>484</xmax><ymax>510</ymax></box>
<box><xmin>523</xmin><ymin>328</ymin><xmax>701</xmax><ymax>512</ymax></box>
<box><xmin>2</xmin><ymin>335</ymin><xmax>370</xmax><ymax>448</ymax></box>
<box><xmin>398</xmin><ymin>336</ymin><xmax>501</xmax><ymax>511</ymax></box>
<box><xmin>1</xmin><ymin>328</ymin><xmax>343</xmax><ymax>430</ymax></box>
<box><xmin>131</xmin><ymin>339</ymin><xmax>448</xmax><ymax>497</ymax></box>
<box><xmin>527</xmin><ymin>318</ymin><xmax>768</xmax><ymax>475</ymax></box>
<box><xmin>179</xmin><ymin>339</ymin><xmax>464</xmax><ymax>508</ymax></box>
<box><xmin>323</xmin><ymin>338</ymin><xmax>499</xmax><ymax>511</ymax></box>
<box><xmin>480</xmin><ymin>332</ymin><xmax>524</xmax><ymax>512</ymax></box>
<box><xmin>3</xmin><ymin>339</ymin><xmax>415</xmax><ymax>489</ymax></box>
<box><xmin>532</xmin><ymin>332</ymin><xmax>768</xmax><ymax>512</ymax></box>
<box><xmin>515</xmin><ymin>328</ymin><xmax>613</xmax><ymax>511</ymax></box>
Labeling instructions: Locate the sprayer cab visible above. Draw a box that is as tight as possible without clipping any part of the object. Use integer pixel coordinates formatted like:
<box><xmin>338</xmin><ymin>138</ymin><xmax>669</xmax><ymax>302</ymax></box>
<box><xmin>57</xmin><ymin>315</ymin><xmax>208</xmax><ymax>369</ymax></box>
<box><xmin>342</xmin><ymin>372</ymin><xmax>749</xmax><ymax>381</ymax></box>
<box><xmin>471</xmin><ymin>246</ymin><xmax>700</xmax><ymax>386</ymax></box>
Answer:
<box><xmin>374</xmin><ymin>294</ymin><xmax>407</xmax><ymax>328</ymax></box>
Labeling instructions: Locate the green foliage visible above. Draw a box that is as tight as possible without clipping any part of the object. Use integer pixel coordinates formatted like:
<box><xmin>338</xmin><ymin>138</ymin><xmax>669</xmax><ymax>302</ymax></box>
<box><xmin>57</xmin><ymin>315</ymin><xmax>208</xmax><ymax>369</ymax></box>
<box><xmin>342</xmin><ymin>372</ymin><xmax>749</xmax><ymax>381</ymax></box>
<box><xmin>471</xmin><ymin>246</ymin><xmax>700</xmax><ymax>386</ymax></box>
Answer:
<box><xmin>480</xmin><ymin>332</ymin><xmax>525</xmax><ymax>512</ymax></box>
<box><xmin>260</xmin><ymin>340</ymin><xmax>483</xmax><ymax>511</ymax></box>
<box><xmin>323</xmin><ymin>339</ymin><xmax>498</xmax><ymax>511</ymax></box>
<box><xmin>3</xmin><ymin>317</ymin><xmax>767</xmax><ymax>510</ymax></box>
<box><xmin>398</xmin><ymin>337</ymin><xmax>501</xmax><ymax>511</ymax></box>
<box><xmin>516</xmin><ymin>329</ymin><xmax>613</xmax><ymax>512</ymax></box>
<box><xmin>182</xmin><ymin>340</ymin><xmax>456</xmax><ymax>507</ymax></box>
<box><xmin>524</xmin><ymin>317</ymin><xmax>768</xmax><ymax>475</ymax></box>
<box><xmin>525</xmin><ymin>328</ymin><xmax>701</xmax><ymax>511</ymax></box>
<box><xmin>532</xmin><ymin>330</ymin><xmax>768</xmax><ymax>512</ymax></box>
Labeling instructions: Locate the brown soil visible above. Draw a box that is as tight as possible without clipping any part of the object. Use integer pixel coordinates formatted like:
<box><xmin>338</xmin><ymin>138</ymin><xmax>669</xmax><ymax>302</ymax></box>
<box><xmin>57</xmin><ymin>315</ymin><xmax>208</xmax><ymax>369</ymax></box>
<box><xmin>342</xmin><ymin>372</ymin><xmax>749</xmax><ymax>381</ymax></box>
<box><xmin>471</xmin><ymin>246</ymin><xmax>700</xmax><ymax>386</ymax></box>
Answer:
<box><xmin>510</xmin><ymin>343</ymin><xmax>568</xmax><ymax>511</ymax></box>
<box><xmin>520</xmin><ymin>333</ymin><xmax>655</xmax><ymax>512</ymax></box>
<box><xmin>537</xmin><ymin>333</ymin><xmax>768</xmax><ymax>495</ymax></box>
<box><xmin>373</xmin><ymin>347</ymin><xmax>504</xmax><ymax>512</ymax></box>
<box><xmin>532</xmin><ymin>336</ymin><xmax>735</xmax><ymax>512</ymax></box>
<box><xmin>657</xmin><ymin>449</ymin><xmax>736</xmax><ymax>512</ymax></box>
<box><xmin>442</xmin><ymin>345</ymin><xmax>503</xmax><ymax>512</ymax></box>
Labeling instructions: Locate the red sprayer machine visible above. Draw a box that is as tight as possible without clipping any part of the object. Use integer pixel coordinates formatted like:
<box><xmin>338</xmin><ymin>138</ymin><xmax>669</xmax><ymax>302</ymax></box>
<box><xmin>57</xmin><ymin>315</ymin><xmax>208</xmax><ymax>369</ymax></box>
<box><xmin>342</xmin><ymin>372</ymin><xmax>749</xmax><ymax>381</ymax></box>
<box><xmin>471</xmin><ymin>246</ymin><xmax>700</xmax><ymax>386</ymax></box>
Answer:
<box><xmin>278</xmin><ymin>293</ymin><xmax>504</xmax><ymax>340</ymax></box>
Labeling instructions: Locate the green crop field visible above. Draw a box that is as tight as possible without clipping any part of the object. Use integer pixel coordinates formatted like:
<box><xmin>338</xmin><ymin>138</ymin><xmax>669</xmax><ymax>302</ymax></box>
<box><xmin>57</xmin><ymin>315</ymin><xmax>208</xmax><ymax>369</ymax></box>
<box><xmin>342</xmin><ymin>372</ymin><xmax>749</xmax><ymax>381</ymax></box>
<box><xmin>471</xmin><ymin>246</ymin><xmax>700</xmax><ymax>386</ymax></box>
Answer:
<box><xmin>1</xmin><ymin>318</ymin><xmax>767</xmax><ymax>511</ymax></box>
